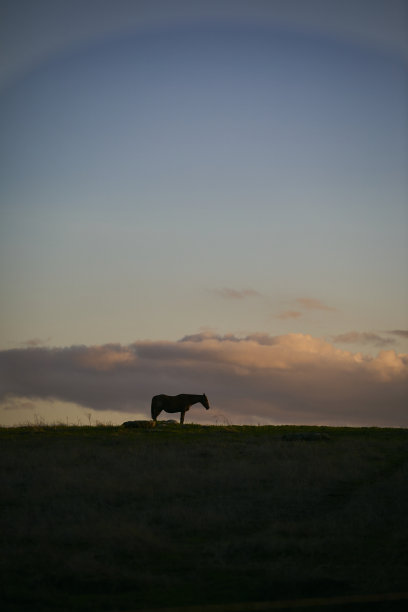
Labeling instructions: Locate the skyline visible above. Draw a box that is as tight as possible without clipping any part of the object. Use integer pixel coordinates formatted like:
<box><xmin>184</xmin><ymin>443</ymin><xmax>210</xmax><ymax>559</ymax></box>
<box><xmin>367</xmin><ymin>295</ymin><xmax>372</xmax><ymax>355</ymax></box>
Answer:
<box><xmin>1</xmin><ymin>0</ymin><xmax>407</xmax><ymax>426</ymax></box>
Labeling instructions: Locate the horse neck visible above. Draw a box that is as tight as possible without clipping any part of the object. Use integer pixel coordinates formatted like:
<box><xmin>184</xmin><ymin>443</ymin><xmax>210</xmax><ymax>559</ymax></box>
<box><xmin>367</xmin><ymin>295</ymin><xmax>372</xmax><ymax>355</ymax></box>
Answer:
<box><xmin>187</xmin><ymin>394</ymin><xmax>203</xmax><ymax>405</ymax></box>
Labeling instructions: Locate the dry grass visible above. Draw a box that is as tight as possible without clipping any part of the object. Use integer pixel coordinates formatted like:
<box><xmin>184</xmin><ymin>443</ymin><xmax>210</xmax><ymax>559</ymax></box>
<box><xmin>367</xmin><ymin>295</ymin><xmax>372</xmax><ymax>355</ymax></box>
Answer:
<box><xmin>1</xmin><ymin>424</ymin><xmax>408</xmax><ymax>610</ymax></box>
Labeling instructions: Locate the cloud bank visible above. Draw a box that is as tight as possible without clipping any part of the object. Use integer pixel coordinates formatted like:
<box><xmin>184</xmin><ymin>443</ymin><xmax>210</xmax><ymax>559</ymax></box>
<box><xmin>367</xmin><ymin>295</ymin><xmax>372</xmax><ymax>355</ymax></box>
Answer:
<box><xmin>1</xmin><ymin>334</ymin><xmax>407</xmax><ymax>426</ymax></box>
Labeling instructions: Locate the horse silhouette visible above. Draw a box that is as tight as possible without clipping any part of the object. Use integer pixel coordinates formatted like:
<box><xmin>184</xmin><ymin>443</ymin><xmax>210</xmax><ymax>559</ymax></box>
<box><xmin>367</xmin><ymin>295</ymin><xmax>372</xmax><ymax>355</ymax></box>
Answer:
<box><xmin>151</xmin><ymin>393</ymin><xmax>210</xmax><ymax>425</ymax></box>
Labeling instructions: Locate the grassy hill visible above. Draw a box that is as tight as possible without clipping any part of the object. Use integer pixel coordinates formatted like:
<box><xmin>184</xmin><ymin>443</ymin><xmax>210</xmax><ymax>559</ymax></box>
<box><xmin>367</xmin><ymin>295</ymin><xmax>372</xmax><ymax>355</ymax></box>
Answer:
<box><xmin>1</xmin><ymin>424</ymin><xmax>408</xmax><ymax>611</ymax></box>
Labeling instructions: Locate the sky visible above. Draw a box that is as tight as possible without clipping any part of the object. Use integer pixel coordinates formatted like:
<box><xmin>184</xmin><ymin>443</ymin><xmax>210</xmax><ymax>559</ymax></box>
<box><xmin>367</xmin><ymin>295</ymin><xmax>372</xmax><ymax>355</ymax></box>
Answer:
<box><xmin>0</xmin><ymin>0</ymin><xmax>407</xmax><ymax>426</ymax></box>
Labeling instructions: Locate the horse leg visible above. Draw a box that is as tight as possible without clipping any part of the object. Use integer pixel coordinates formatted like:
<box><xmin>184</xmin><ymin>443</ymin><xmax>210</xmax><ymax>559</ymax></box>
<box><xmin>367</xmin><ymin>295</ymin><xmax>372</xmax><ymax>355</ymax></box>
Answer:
<box><xmin>151</xmin><ymin>406</ymin><xmax>162</xmax><ymax>422</ymax></box>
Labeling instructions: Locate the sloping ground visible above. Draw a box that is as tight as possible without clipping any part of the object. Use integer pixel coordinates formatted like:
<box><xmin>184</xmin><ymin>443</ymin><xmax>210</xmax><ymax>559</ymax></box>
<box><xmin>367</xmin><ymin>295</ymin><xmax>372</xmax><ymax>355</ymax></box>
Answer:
<box><xmin>1</xmin><ymin>425</ymin><xmax>407</xmax><ymax>610</ymax></box>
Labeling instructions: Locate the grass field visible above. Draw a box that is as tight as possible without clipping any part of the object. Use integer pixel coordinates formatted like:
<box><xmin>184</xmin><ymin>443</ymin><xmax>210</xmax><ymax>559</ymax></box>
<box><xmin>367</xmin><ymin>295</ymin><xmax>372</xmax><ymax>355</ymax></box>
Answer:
<box><xmin>1</xmin><ymin>423</ymin><xmax>408</xmax><ymax>611</ymax></box>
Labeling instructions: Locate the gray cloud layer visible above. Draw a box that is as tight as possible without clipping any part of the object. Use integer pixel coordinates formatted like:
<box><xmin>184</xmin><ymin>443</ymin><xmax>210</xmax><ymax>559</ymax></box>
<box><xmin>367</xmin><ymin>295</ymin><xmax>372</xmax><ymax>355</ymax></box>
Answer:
<box><xmin>1</xmin><ymin>334</ymin><xmax>407</xmax><ymax>426</ymax></box>
<box><xmin>332</xmin><ymin>331</ymin><xmax>396</xmax><ymax>347</ymax></box>
<box><xmin>388</xmin><ymin>330</ymin><xmax>408</xmax><ymax>339</ymax></box>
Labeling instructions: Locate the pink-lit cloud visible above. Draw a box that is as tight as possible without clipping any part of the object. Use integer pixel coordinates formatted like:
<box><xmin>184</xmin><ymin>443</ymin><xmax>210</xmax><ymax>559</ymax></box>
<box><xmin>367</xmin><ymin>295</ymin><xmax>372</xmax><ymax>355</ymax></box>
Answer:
<box><xmin>1</xmin><ymin>334</ymin><xmax>407</xmax><ymax>426</ymax></box>
<box><xmin>77</xmin><ymin>344</ymin><xmax>137</xmax><ymax>371</ymax></box>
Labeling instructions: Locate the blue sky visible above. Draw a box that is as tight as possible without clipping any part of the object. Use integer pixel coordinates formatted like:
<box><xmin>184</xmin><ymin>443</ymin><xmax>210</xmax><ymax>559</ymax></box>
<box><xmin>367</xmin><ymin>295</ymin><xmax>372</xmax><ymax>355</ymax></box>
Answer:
<box><xmin>0</xmin><ymin>1</ymin><xmax>407</xmax><ymax>425</ymax></box>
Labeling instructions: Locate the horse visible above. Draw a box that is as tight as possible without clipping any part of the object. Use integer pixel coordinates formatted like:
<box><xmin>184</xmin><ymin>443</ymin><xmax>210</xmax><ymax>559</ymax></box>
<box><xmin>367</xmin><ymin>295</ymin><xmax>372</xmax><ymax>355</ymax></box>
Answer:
<box><xmin>151</xmin><ymin>393</ymin><xmax>210</xmax><ymax>425</ymax></box>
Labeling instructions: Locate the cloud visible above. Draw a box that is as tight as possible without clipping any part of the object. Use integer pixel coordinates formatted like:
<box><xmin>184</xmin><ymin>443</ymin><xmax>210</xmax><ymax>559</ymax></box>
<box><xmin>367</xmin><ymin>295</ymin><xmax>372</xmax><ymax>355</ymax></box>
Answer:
<box><xmin>180</xmin><ymin>332</ymin><xmax>241</xmax><ymax>343</ymax></box>
<box><xmin>296</xmin><ymin>298</ymin><xmax>336</xmax><ymax>311</ymax></box>
<box><xmin>1</xmin><ymin>334</ymin><xmax>407</xmax><ymax>426</ymax></box>
<box><xmin>387</xmin><ymin>330</ymin><xmax>408</xmax><ymax>339</ymax></box>
<box><xmin>77</xmin><ymin>344</ymin><xmax>136</xmax><ymax>370</ymax></box>
<box><xmin>20</xmin><ymin>337</ymin><xmax>51</xmax><ymax>347</ymax></box>
<box><xmin>275</xmin><ymin>297</ymin><xmax>335</xmax><ymax>320</ymax></box>
<box><xmin>2</xmin><ymin>396</ymin><xmax>38</xmax><ymax>411</ymax></box>
<box><xmin>276</xmin><ymin>310</ymin><xmax>303</xmax><ymax>320</ymax></box>
<box><xmin>213</xmin><ymin>288</ymin><xmax>261</xmax><ymax>299</ymax></box>
<box><xmin>332</xmin><ymin>332</ymin><xmax>396</xmax><ymax>347</ymax></box>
